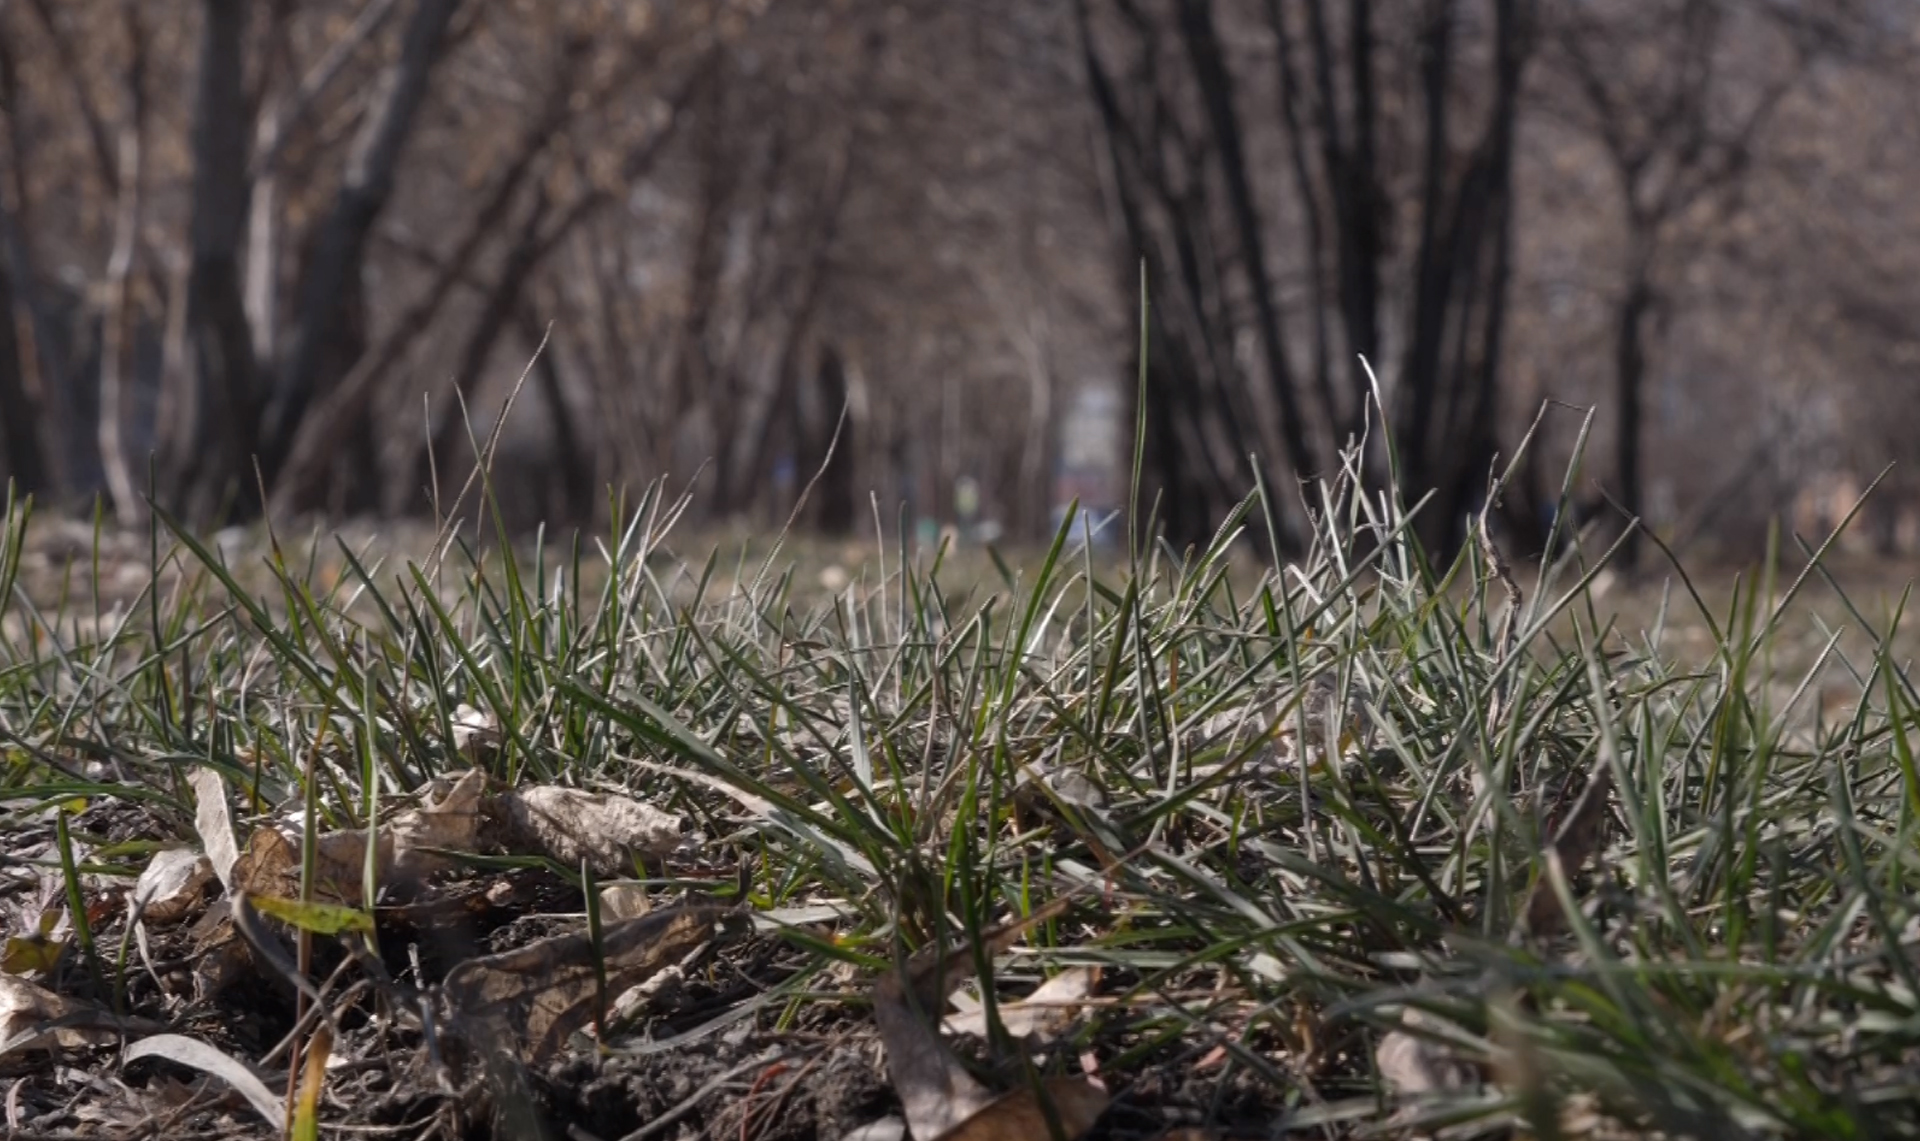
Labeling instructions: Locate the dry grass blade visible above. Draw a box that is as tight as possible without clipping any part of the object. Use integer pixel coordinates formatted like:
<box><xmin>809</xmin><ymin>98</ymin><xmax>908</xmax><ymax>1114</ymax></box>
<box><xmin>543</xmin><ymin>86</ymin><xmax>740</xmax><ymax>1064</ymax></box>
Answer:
<box><xmin>124</xmin><ymin>1033</ymin><xmax>285</xmax><ymax>1127</ymax></box>
<box><xmin>441</xmin><ymin>903</ymin><xmax>735</xmax><ymax>1061</ymax></box>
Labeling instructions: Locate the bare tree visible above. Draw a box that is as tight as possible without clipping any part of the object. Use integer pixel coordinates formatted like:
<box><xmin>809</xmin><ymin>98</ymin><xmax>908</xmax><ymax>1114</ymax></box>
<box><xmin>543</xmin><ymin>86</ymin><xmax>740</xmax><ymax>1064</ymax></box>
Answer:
<box><xmin>157</xmin><ymin>0</ymin><xmax>258</xmax><ymax>524</ymax></box>
<box><xmin>1078</xmin><ymin>0</ymin><xmax>1539</xmax><ymax>553</ymax></box>
<box><xmin>96</xmin><ymin>0</ymin><xmax>148</xmax><ymax>523</ymax></box>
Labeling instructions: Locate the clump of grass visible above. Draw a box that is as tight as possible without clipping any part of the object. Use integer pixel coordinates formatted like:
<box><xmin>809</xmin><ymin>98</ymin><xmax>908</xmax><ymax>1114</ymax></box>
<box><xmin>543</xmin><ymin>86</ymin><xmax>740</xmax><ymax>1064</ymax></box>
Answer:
<box><xmin>1</xmin><ymin>414</ymin><xmax>1917</xmax><ymax>1140</ymax></box>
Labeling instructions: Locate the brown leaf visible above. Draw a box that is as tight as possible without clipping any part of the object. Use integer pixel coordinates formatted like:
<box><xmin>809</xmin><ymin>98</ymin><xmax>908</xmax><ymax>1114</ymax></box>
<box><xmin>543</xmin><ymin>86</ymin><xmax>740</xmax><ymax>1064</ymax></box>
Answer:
<box><xmin>944</xmin><ymin>966</ymin><xmax>1099</xmax><ymax>1042</ymax></box>
<box><xmin>188</xmin><ymin>768</ymin><xmax>240</xmax><ymax>893</ymax></box>
<box><xmin>0</xmin><ymin>976</ymin><xmax>117</xmax><ymax>1056</ymax></box>
<box><xmin>131</xmin><ymin>848</ymin><xmax>214</xmax><ymax>926</ymax></box>
<box><xmin>873</xmin><ymin>900</ymin><xmax>1105</xmax><ymax>1141</ymax></box>
<box><xmin>1522</xmin><ymin>757</ymin><xmax>1615</xmax><ymax>937</ymax></box>
<box><xmin>441</xmin><ymin>903</ymin><xmax>734</xmax><ymax>1061</ymax></box>
<box><xmin>1375</xmin><ymin>1009</ymin><xmax>1480</xmax><ymax>1098</ymax></box>
<box><xmin>308</xmin><ymin>768</ymin><xmax>487</xmax><ymax>890</ymax></box>
<box><xmin>496</xmin><ymin>784</ymin><xmax>686</xmax><ymax>877</ymax></box>
<box><xmin>930</xmin><ymin>1078</ymin><xmax>1109</xmax><ymax>1141</ymax></box>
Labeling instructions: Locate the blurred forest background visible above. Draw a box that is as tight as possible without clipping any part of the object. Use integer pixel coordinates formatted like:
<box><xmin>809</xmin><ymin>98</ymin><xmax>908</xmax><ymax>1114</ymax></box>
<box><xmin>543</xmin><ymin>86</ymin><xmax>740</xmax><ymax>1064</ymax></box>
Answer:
<box><xmin>0</xmin><ymin>0</ymin><xmax>1914</xmax><ymax>563</ymax></box>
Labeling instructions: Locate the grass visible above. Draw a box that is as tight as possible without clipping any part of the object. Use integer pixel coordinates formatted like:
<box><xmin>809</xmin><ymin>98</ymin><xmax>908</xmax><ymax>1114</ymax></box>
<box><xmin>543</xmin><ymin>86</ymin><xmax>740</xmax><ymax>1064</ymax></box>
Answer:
<box><xmin>2</xmin><ymin>421</ymin><xmax>1919</xmax><ymax>1140</ymax></box>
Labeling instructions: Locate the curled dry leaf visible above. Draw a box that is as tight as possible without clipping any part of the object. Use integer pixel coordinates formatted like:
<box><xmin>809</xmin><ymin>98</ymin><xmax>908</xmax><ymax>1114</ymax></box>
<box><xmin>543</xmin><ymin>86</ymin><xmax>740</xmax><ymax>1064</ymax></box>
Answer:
<box><xmin>132</xmin><ymin>848</ymin><xmax>214</xmax><ymax>926</ymax></box>
<box><xmin>944</xmin><ymin>966</ymin><xmax>1099</xmax><ymax>1042</ymax></box>
<box><xmin>188</xmin><ymin>767</ymin><xmax>240</xmax><ymax>893</ymax></box>
<box><xmin>1375</xmin><ymin>1010</ymin><xmax>1481</xmax><ymax>1099</ymax></box>
<box><xmin>496</xmin><ymin>784</ymin><xmax>685</xmax><ymax>878</ymax></box>
<box><xmin>451</xmin><ymin>703</ymin><xmax>501</xmax><ymax>760</ymax></box>
<box><xmin>598</xmin><ymin>881</ymin><xmax>652</xmax><ymax>921</ymax></box>
<box><xmin>441</xmin><ymin>903</ymin><xmax>734</xmax><ymax>1062</ymax></box>
<box><xmin>930</xmin><ymin>1079</ymin><xmax>1110</xmax><ymax>1141</ymax></box>
<box><xmin>0</xmin><ymin>975</ymin><xmax>117</xmax><ymax>1056</ymax></box>
<box><xmin>303</xmin><ymin>767</ymin><xmax>488</xmax><ymax>892</ymax></box>
<box><xmin>873</xmin><ymin>900</ymin><xmax>1107</xmax><ymax>1141</ymax></box>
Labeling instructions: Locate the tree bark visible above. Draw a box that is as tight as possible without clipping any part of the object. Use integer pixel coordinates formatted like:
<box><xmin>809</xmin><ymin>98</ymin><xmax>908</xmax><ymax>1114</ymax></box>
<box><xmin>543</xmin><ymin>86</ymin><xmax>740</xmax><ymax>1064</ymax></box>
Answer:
<box><xmin>0</xmin><ymin>20</ymin><xmax>60</xmax><ymax>494</ymax></box>
<box><xmin>1614</xmin><ymin>246</ymin><xmax>1655</xmax><ymax>567</ymax></box>
<box><xmin>97</xmin><ymin>0</ymin><xmax>148</xmax><ymax>525</ymax></box>
<box><xmin>262</xmin><ymin>0</ymin><xmax>462</xmax><ymax>480</ymax></box>
<box><xmin>158</xmin><ymin>0</ymin><xmax>259</xmax><ymax>524</ymax></box>
<box><xmin>1173</xmin><ymin>0</ymin><xmax>1311</xmax><ymax>478</ymax></box>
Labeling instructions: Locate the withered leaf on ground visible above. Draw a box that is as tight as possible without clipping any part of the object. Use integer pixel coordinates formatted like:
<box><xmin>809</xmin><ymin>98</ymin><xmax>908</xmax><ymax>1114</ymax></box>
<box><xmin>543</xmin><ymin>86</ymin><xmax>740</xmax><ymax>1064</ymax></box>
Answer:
<box><xmin>928</xmin><ymin>1079</ymin><xmax>1111</xmax><ymax>1141</ymax></box>
<box><xmin>872</xmin><ymin>899</ymin><xmax>1107</xmax><ymax>1141</ymax></box>
<box><xmin>496</xmin><ymin>784</ymin><xmax>686</xmax><ymax>878</ymax></box>
<box><xmin>441</xmin><ymin>903</ymin><xmax>734</xmax><ymax>1061</ymax></box>
<box><xmin>1521</xmin><ymin>756</ymin><xmax>1615</xmax><ymax>938</ymax></box>
<box><xmin>306</xmin><ymin>767</ymin><xmax>488</xmax><ymax>891</ymax></box>
<box><xmin>945</xmin><ymin>966</ymin><xmax>1099</xmax><ymax>1042</ymax></box>
<box><xmin>131</xmin><ymin>848</ymin><xmax>214</xmax><ymax>926</ymax></box>
<box><xmin>0</xmin><ymin>975</ymin><xmax>119</xmax><ymax>1056</ymax></box>
<box><xmin>1375</xmin><ymin>1009</ymin><xmax>1483</xmax><ymax>1098</ymax></box>
<box><xmin>123</xmin><ymin>1033</ymin><xmax>284</xmax><ymax>1127</ymax></box>
<box><xmin>188</xmin><ymin>768</ymin><xmax>240</xmax><ymax>893</ymax></box>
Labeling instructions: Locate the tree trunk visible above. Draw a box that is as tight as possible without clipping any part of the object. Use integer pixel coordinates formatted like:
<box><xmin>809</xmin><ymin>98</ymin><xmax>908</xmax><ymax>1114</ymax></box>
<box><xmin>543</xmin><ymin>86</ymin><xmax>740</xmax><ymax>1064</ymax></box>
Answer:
<box><xmin>0</xmin><ymin>22</ymin><xmax>59</xmax><ymax>494</ymax></box>
<box><xmin>263</xmin><ymin>0</ymin><xmax>462</xmax><ymax>481</ymax></box>
<box><xmin>1614</xmin><ymin>249</ymin><xmax>1655</xmax><ymax>567</ymax></box>
<box><xmin>98</xmin><ymin>0</ymin><xmax>148</xmax><ymax>525</ymax></box>
<box><xmin>158</xmin><ymin>0</ymin><xmax>258</xmax><ymax>524</ymax></box>
<box><xmin>0</xmin><ymin>246</ymin><xmax>41</xmax><ymax>493</ymax></box>
<box><xmin>1173</xmin><ymin>0</ymin><xmax>1312</xmax><ymax>478</ymax></box>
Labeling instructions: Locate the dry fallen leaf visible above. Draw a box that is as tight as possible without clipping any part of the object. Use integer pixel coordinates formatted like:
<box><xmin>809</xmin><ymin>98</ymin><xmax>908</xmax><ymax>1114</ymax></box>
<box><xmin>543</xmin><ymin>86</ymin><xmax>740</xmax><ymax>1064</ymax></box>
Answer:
<box><xmin>0</xmin><ymin>975</ymin><xmax>117</xmax><ymax>1056</ymax></box>
<box><xmin>930</xmin><ymin>1079</ymin><xmax>1110</xmax><ymax>1141</ymax></box>
<box><xmin>232</xmin><ymin>826</ymin><xmax>312</xmax><ymax>899</ymax></box>
<box><xmin>496</xmin><ymin>784</ymin><xmax>685</xmax><ymax>877</ymax></box>
<box><xmin>304</xmin><ymin>767</ymin><xmax>488</xmax><ymax>892</ymax></box>
<box><xmin>132</xmin><ymin>848</ymin><xmax>214</xmax><ymax>926</ymax></box>
<box><xmin>441</xmin><ymin>903</ymin><xmax>734</xmax><ymax>1061</ymax></box>
<box><xmin>1522</xmin><ymin>756</ymin><xmax>1615</xmax><ymax>938</ymax></box>
<box><xmin>1375</xmin><ymin>1009</ymin><xmax>1481</xmax><ymax>1098</ymax></box>
<box><xmin>188</xmin><ymin>768</ymin><xmax>240</xmax><ymax>893</ymax></box>
<box><xmin>872</xmin><ymin>901</ymin><xmax>1107</xmax><ymax>1141</ymax></box>
<box><xmin>451</xmin><ymin>703</ymin><xmax>501</xmax><ymax>760</ymax></box>
<box><xmin>945</xmin><ymin>966</ymin><xmax>1099</xmax><ymax>1042</ymax></box>
<box><xmin>598</xmin><ymin>881</ymin><xmax>652</xmax><ymax>921</ymax></box>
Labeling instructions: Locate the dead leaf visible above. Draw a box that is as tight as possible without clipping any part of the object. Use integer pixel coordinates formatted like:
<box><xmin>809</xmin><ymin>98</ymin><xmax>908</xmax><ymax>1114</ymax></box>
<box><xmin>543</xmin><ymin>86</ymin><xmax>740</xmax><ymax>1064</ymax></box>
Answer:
<box><xmin>1375</xmin><ymin>1010</ymin><xmax>1480</xmax><ymax>1098</ymax></box>
<box><xmin>302</xmin><ymin>768</ymin><xmax>488</xmax><ymax>892</ymax></box>
<box><xmin>132</xmin><ymin>848</ymin><xmax>214</xmax><ymax>926</ymax></box>
<box><xmin>872</xmin><ymin>900</ymin><xmax>1106</xmax><ymax>1141</ymax></box>
<box><xmin>1522</xmin><ymin>757</ymin><xmax>1615</xmax><ymax>938</ymax></box>
<box><xmin>232</xmin><ymin>826</ymin><xmax>307</xmax><ymax>899</ymax></box>
<box><xmin>441</xmin><ymin>903</ymin><xmax>734</xmax><ymax>1062</ymax></box>
<box><xmin>452</xmin><ymin>703</ymin><xmax>500</xmax><ymax>760</ymax></box>
<box><xmin>496</xmin><ymin>785</ymin><xmax>685</xmax><ymax>877</ymax></box>
<box><xmin>931</xmin><ymin>1079</ymin><xmax>1110</xmax><ymax>1141</ymax></box>
<box><xmin>945</xmin><ymin>966</ymin><xmax>1098</xmax><ymax>1042</ymax></box>
<box><xmin>0</xmin><ymin>976</ymin><xmax>116</xmax><ymax>1056</ymax></box>
<box><xmin>598</xmin><ymin>881</ymin><xmax>652</xmax><ymax>921</ymax></box>
<box><xmin>392</xmin><ymin>768</ymin><xmax>486</xmax><ymax>876</ymax></box>
<box><xmin>2</xmin><ymin>909</ymin><xmax>63</xmax><ymax>976</ymax></box>
<box><xmin>189</xmin><ymin>768</ymin><xmax>240</xmax><ymax>893</ymax></box>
